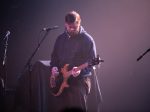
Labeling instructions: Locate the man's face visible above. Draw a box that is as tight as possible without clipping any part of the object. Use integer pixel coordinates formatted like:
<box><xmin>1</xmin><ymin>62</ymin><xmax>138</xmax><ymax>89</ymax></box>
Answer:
<box><xmin>65</xmin><ymin>22</ymin><xmax>80</xmax><ymax>37</ymax></box>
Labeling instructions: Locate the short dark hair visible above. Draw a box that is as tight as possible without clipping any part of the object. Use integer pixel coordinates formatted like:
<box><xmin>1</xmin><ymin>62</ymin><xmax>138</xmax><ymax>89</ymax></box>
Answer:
<box><xmin>65</xmin><ymin>11</ymin><xmax>81</xmax><ymax>24</ymax></box>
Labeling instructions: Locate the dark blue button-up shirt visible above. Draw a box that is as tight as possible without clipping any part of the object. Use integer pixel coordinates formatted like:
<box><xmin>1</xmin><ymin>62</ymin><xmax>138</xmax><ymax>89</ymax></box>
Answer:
<box><xmin>50</xmin><ymin>26</ymin><xmax>97</xmax><ymax>77</ymax></box>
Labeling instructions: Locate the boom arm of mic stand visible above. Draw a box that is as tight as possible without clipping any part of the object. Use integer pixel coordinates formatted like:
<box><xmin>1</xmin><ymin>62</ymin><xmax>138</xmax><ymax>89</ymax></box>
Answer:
<box><xmin>137</xmin><ymin>48</ymin><xmax>150</xmax><ymax>61</ymax></box>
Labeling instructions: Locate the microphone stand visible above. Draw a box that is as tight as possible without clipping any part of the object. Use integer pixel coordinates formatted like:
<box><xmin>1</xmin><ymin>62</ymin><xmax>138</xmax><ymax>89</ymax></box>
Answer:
<box><xmin>137</xmin><ymin>48</ymin><xmax>150</xmax><ymax>61</ymax></box>
<box><xmin>0</xmin><ymin>33</ymin><xmax>9</xmax><ymax>112</ymax></box>
<box><xmin>2</xmin><ymin>33</ymin><xmax>10</xmax><ymax>91</ymax></box>
<box><xmin>22</xmin><ymin>31</ymin><xmax>51</xmax><ymax>74</ymax></box>
<box><xmin>21</xmin><ymin>30</ymin><xmax>52</xmax><ymax>112</ymax></box>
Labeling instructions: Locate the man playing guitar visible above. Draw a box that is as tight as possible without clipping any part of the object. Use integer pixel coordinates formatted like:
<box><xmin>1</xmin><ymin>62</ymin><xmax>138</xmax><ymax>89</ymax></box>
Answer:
<box><xmin>49</xmin><ymin>11</ymin><xmax>99</xmax><ymax>112</ymax></box>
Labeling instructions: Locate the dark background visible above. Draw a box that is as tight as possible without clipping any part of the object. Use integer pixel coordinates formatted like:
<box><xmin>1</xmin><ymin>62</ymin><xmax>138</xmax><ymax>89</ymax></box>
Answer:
<box><xmin>0</xmin><ymin>0</ymin><xmax>150</xmax><ymax>112</ymax></box>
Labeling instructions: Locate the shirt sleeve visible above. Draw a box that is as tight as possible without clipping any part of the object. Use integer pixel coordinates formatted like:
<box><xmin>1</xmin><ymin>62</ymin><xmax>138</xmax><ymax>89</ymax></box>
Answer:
<box><xmin>80</xmin><ymin>34</ymin><xmax>97</xmax><ymax>76</ymax></box>
<box><xmin>50</xmin><ymin>37</ymin><xmax>60</xmax><ymax>71</ymax></box>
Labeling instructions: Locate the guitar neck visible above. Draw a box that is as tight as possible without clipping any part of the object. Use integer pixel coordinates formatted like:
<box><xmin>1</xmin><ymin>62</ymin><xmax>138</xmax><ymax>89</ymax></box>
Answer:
<box><xmin>77</xmin><ymin>62</ymin><xmax>89</xmax><ymax>71</ymax></box>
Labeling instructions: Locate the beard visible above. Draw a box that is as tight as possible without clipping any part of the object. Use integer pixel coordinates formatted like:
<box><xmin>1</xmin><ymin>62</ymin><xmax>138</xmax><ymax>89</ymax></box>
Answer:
<box><xmin>68</xmin><ymin>31</ymin><xmax>79</xmax><ymax>37</ymax></box>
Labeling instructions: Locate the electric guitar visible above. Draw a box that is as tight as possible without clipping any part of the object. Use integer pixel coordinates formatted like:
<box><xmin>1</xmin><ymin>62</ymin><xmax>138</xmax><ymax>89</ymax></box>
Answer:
<box><xmin>51</xmin><ymin>55</ymin><xmax>104</xmax><ymax>96</ymax></box>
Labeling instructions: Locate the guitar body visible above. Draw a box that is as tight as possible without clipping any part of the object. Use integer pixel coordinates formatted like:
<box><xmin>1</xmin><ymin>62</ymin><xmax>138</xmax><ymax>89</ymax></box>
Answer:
<box><xmin>50</xmin><ymin>64</ymin><xmax>71</xmax><ymax>96</ymax></box>
<box><xmin>50</xmin><ymin>55</ymin><xmax>103</xmax><ymax>96</ymax></box>
<box><xmin>50</xmin><ymin>74</ymin><xmax>63</xmax><ymax>94</ymax></box>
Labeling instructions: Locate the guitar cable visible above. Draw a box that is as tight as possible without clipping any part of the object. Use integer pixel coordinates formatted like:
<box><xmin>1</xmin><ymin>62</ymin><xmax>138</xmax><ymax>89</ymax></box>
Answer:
<box><xmin>93</xmin><ymin>64</ymin><xmax>103</xmax><ymax>112</ymax></box>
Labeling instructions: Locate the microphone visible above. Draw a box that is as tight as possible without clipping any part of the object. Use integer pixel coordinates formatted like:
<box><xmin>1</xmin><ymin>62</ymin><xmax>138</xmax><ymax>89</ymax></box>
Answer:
<box><xmin>4</xmin><ymin>30</ymin><xmax>10</xmax><ymax>40</ymax></box>
<box><xmin>42</xmin><ymin>26</ymin><xmax>59</xmax><ymax>31</ymax></box>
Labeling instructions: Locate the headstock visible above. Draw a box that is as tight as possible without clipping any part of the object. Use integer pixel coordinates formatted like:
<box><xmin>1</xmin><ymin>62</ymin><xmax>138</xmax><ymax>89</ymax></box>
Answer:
<box><xmin>89</xmin><ymin>55</ymin><xmax>104</xmax><ymax>66</ymax></box>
